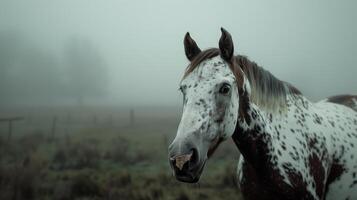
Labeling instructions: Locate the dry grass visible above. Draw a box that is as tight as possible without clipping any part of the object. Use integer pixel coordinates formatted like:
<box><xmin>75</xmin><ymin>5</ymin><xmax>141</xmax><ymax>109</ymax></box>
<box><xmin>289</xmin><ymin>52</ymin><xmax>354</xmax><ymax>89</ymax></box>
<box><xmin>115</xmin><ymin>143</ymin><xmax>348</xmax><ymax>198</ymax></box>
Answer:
<box><xmin>0</xmin><ymin>106</ymin><xmax>242</xmax><ymax>200</ymax></box>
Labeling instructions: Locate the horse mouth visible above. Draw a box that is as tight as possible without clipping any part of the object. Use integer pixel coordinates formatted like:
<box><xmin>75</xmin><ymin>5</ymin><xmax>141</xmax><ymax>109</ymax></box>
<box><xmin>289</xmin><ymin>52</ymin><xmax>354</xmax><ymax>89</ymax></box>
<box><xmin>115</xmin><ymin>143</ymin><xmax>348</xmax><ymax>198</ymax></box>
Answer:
<box><xmin>173</xmin><ymin>160</ymin><xmax>206</xmax><ymax>183</ymax></box>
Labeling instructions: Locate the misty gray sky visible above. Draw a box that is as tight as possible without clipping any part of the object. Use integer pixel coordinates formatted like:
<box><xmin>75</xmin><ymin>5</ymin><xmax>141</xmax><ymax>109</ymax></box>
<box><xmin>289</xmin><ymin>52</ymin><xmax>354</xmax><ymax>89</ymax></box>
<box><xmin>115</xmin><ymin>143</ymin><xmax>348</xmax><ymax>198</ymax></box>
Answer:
<box><xmin>0</xmin><ymin>0</ymin><xmax>356</xmax><ymax>106</ymax></box>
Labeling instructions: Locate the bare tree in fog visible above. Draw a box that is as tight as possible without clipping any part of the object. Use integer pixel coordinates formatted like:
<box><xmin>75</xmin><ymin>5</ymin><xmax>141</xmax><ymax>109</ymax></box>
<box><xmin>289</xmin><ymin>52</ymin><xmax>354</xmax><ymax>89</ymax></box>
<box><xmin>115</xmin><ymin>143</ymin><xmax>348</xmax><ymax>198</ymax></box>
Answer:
<box><xmin>0</xmin><ymin>32</ymin><xmax>108</xmax><ymax>106</ymax></box>
<box><xmin>0</xmin><ymin>31</ymin><xmax>27</xmax><ymax>103</ymax></box>
<box><xmin>0</xmin><ymin>31</ymin><xmax>62</xmax><ymax>105</ymax></box>
<box><xmin>64</xmin><ymin>38</ymin><xmax>108</xmax><ymax>106</ymax></box>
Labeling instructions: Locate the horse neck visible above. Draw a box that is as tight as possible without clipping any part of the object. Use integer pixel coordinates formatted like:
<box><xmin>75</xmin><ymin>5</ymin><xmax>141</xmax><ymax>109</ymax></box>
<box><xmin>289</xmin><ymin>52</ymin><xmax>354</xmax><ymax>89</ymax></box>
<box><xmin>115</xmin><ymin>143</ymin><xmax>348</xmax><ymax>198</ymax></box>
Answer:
<box><xmin>232</xmin><ymin>86</ymin><xmax>273</xmax><ymax>168</ymax></box>
<box><xmin>232</xmin><ymin>92</ymin><xmax>312</xmax><ymax>169</ymax></box>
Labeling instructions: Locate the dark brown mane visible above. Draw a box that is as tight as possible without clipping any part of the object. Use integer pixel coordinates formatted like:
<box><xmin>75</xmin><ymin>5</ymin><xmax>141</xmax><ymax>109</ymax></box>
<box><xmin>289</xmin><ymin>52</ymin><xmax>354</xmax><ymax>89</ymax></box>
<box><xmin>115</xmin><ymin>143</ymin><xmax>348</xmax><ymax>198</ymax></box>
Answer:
<box><xmin>183</xmin><ymin>48</ymin><xmax>301</xmax><ymax>111</ymax></box>
<box><xmin>326</xmin><ymin>95</ymin><xmax>357</xmax><ymax>111</ymax></box>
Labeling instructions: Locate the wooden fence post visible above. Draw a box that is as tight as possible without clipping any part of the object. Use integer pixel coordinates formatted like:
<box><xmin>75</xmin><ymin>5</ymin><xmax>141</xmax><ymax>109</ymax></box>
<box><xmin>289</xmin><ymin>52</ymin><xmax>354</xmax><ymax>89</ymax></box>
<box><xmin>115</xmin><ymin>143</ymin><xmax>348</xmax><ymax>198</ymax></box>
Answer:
<box><xmin>8</xmin><ymin>120</ymin><xmax>12</xmax><ymax>142</ymax></box>
<box><xmin>50</xmin><ymin>116</ymin><xmax>57</xmax><ymax>142</ymax></box>
<box><xmin>65</xmin><ymin>112</ymin><xmax>71</xmax><ymax>135</ymax></box>
<box><xmin>0</xmin><ymin>117</ymin><xmax>24</xmax><ymax>142</ymax></box>
<box><xmin>130</xmin><ymin>109</ymin><xmax>135</xmax><ymax>126</ymax></box>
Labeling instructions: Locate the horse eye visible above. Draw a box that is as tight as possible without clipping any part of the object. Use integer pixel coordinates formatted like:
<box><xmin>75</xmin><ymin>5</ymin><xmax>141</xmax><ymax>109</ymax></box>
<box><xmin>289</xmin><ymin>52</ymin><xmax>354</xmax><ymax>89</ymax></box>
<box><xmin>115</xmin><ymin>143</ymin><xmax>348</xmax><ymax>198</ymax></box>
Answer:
<box><xmin>219</xmin><ymin>83</ymin><xmax>231</xmax><ymax>95</ymax></box>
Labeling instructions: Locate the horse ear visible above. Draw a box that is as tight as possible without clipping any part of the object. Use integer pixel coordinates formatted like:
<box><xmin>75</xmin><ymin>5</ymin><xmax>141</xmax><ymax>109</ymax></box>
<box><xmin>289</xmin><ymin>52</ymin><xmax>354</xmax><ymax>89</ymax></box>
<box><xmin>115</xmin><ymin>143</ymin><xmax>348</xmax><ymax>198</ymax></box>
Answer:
<box><xmin>184</xmin><ymin>32</ymin><xmax>201</xmax><ymax>61</ymax></box>
<box><xmin>219</xmin><ymin>27</ymin><xmax>234</xmax><ymax>61</ymax></box>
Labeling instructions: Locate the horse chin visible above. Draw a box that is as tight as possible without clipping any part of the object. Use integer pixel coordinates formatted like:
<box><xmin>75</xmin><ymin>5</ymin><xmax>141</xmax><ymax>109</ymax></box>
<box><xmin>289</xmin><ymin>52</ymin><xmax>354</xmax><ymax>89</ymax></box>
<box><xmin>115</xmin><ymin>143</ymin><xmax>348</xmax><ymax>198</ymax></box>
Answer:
<box><xmin>175</xmin><ymin>174</ymin><xmax>200</xmax><ymax>183</ymax></box>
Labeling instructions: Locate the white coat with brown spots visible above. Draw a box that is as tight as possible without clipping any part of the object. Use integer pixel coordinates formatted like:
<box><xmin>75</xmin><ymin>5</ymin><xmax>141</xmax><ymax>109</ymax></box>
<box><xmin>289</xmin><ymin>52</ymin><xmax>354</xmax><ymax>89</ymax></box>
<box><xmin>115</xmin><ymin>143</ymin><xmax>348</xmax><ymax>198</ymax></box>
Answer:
<box><xmin>168</xmin><ymin>28</ymin><xmax>357</xmax><ymax>200</ymax></box>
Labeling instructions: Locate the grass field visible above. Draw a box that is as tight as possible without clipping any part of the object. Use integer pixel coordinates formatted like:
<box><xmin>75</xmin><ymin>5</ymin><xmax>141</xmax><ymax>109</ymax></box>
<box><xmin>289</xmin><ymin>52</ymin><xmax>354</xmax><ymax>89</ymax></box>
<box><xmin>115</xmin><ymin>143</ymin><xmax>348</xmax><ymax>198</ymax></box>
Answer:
<box><xmin>0</xmin><ymin>106</ymin><xmax>242</xmax><ymax>200</ymax></box>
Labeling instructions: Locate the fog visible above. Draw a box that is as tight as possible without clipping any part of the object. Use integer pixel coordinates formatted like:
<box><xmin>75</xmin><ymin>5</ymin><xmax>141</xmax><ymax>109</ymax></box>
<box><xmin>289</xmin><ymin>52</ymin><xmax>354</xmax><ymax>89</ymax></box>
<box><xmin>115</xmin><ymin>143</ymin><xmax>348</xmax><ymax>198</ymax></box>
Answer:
<box><xmin>0</xmin><ymin>2</ymin><xmax>356</xmax><ymax>199</ymax></box>
<box><xmin>1</xmin><ymin>0</ymin><xmax>356</xmax><ymax>107</ymax></box>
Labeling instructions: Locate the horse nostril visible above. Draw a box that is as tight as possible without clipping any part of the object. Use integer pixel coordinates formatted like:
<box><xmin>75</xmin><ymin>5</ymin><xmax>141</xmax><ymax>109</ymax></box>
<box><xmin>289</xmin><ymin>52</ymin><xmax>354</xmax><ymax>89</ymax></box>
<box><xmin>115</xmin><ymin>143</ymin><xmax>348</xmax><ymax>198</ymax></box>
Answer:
<box><xmin>170</xmin><ymin>149</ymin><xmax>199</xmax><ymax>171</ymax></box>
<box><xmin>174</xmin><ymin>152</ymin><xmax>193</xmax><ymax>171</ymax></box>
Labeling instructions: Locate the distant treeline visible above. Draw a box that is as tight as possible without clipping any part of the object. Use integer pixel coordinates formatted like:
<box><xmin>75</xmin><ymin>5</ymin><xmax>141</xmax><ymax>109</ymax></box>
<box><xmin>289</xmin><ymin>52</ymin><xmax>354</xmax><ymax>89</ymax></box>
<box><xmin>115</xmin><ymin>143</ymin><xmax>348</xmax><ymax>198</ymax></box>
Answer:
<box><xmin>0</xmin><ymin>30</ymin><xmax>108</xmax><ymax>105</ymax></box>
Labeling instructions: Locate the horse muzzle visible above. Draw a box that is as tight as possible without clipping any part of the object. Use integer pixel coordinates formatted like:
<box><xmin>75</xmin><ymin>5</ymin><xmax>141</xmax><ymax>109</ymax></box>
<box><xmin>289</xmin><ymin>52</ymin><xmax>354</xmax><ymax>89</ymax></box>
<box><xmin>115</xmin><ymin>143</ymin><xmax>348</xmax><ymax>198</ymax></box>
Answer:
<box><xmin>168</xmin><ymin>145</ymin><xmax>205</xmax><ymax>183</ymax></box>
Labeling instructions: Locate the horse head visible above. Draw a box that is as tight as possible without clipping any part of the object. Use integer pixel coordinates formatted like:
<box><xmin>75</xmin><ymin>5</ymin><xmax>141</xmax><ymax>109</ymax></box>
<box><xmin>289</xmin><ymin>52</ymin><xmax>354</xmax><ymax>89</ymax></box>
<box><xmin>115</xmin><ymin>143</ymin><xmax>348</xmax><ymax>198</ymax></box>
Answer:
<box><xmin>168</xmin><ymin>28</ymin><xmax>250</xmax><ymax>183</ymax></box>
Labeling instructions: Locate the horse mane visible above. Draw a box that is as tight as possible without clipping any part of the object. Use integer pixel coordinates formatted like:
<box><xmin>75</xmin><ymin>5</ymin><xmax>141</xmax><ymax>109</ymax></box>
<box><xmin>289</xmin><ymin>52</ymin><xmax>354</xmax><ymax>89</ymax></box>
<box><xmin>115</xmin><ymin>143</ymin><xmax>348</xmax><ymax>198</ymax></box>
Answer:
<box><xmin>183</xmin><ymin>48</ymin><xmax>301</xmax><ymax>111</ymax></box>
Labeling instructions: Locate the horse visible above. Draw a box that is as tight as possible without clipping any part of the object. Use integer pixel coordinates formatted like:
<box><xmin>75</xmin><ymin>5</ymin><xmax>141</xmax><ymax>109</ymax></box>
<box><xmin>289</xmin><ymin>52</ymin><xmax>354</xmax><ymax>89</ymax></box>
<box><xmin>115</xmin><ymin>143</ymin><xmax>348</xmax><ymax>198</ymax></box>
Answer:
<box><xmin>168</xmin><ymin>28</ymin><xmax>357</xmax><ymax>200</ymax></box>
